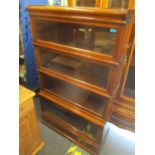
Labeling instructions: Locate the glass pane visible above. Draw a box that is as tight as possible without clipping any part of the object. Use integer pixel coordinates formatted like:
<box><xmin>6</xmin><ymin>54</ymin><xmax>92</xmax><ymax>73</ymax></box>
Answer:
<box><xmin>40</xmin><ymin>96</ymin><xmax>101</xmax><ymax>141</ymax></box>
<box><xmin>42</xmin><ymin>111</ymin><xmax>98</xmax><ymax>153</ymax></box>
<box><xmin>75</xmin><ymin>0</ymin><xmax>96</xmax><ymax>7</ymax></box>
<box><xmin>35</xmin><ymin>20</ymin><xmax>117</xmax><ymax>56</ymax></box>
<box><xmin>123</xmin><ymin>64</ymin><xmax>135</xmax><ymax>98</ymax></box>
<box><xmin>108</xmin><ymin>0</ymin><xmax>129</xmax><ymax>8</ymax></box>
<box><xmin>38</xmin><ymin>48</ymin><xmax>109</xmax><ymax>89</ymax></box>
<box><xmin>41</xmin><ymin>74</ymin><xmax>106</xmax><ymax>116</ymax></box>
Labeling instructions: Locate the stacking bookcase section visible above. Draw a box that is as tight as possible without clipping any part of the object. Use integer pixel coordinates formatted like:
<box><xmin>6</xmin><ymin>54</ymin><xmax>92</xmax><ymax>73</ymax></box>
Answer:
<box><xmin>37</xmin><ymin>48</ymin><xmax>109</xmax><ymax>89</ymax></box>
<box><xmin>34</xmin><ymin>20</ymin><xmax>116</xmax><ymax>56</ymax></box>
<box><xmin>27</xmin><ymin>6</ymin><xmax>134</xmax><ymax>155</ymax></box>
<box><xmin>28</xmin><ymin>6</ymin><xmax>134</xmax><ymax>61</ymax></box>
<box><xmin>39</xmin><ymin>96</ymin><xmax>110</xmax><ymax>154</ymax></box>
<box><xmin>39</xmin><ymin>73</ymin><xmax>113</xmax><ymax>126</ymax></box>
<box><xmin>35</xmin><ymin>47</ymin><xmax>118</xmax><ymax>97</ymax></box>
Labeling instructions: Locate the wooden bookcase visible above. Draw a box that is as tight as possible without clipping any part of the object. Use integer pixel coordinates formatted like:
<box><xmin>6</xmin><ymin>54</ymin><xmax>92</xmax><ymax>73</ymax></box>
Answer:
<box><xmin>66</xmin><ymin>0</ymin><xmax>135</xmax><ymax>132</ymax></box>
<box><xmin>110</xmin><ymin>25</ymin><xmax>135</xmax><ymax>131</ymax></box>
<box><xmin>27</xmin><ymin>6</ymin><xmax>134</xmax><ymax>154</ymax></box>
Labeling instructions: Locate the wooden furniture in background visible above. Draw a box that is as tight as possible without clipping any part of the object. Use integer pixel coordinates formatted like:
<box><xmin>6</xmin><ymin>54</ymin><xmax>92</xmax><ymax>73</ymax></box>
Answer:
<box><xmin>67</xmin><ymin>0</ymin><xmax>135</xmax><ymax>8</ymax></box>
<box><xmin>19</xmin><ymin>85</ymin><xmax>44</xmax><ymax>155</ymax></box>
<box><xmin>27</xmin><ymin>6</ymin><xmax>134</xmax><ymax>154</ymax></box>
<box><xmin>110</xmin><ymin>26</ymin><xmax>135</xmax><ymax>131</ymax></box>
<box><xmin>67</xmin><ymin>0</ymin><xmax>136</xmax><ymax>132</ymax></box>
<box><xmin>67</xmin><ymin>0</ymin><xmax>135</xmax><ymax>132</ymax></box>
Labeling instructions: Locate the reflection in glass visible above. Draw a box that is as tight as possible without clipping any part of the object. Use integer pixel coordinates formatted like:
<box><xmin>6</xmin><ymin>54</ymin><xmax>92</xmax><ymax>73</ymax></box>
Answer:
<box><xmin>41</xmin><ymin>97</ymin><xmax>101</xmax><ymax>141</ymax></box>
<box><xmin>123</xmin><ymin>52</ymin><xmax>135</xmax><ymax>98</ymax></box>
<box><xmin>75</xmin><ymin>0</ymin><xmax>96</xmax><ymax>7</ymax></box>
<box><xmin>35</xmin><ymin>20</ymin><xmax>117</xmax><ymax>55</ymax></box>
<box><xmin>38</xmin><ymin>48</ymin><xmax>109</xmax><ymax>89</ymax></box>
<box><xmin>108</xmin><ymin>0</ymin><xmax>129</xmax><ymax>8</ymax></box>
<box><xmin>41</xmin><ymin>74</ymin><xmax>106</xmax><ymax>116</ymax></box>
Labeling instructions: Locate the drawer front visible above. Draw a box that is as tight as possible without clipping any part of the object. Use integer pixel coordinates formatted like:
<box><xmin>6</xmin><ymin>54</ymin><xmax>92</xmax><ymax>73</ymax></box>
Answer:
<box><xmin>33</xmin><ymin>19</ymin><xmax>119</xmax><ymax>58</ymax></box>
<box><xmin>36</xmin><ymin>47</ymin><xmax>110</xmax><ymax>91</ymax></box>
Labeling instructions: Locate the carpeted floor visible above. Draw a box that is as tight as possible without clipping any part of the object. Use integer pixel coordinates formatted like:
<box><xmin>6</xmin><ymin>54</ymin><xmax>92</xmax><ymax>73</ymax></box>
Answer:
<box><xmin>34</xmin><ymin>97</ymin><xmax>135</xmax><ymax>155</ymax></box>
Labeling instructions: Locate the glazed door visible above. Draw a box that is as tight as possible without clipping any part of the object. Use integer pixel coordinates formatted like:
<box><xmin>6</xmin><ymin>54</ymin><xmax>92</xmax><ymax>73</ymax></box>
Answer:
<box><xmin>34</xmin><ymin>20</ymin><xmax>119</xmax><ymax>58</ymax></box>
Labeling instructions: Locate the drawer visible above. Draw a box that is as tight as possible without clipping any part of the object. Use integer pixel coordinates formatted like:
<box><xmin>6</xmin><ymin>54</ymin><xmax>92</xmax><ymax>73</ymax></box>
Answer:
<box><xmin>33</xmin><ymin>19</ymin><xmax>119</xmax><ymax>58</ymax></box>
<box><xmin>36</xmin><ymin>47</ymin><xmax>110</xmax><ymax>91</ymax></box>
